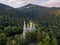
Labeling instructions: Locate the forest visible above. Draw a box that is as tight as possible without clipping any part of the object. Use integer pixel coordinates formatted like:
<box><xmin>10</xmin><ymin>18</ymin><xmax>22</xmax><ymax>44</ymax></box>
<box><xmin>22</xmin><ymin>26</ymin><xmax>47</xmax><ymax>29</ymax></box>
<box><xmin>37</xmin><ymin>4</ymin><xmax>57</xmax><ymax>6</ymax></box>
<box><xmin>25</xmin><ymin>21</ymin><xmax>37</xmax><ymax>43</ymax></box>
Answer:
<box><xmin>0</xmin><ymin>3</ymin><xmax>60</xmax><ymax>45</ymax></box>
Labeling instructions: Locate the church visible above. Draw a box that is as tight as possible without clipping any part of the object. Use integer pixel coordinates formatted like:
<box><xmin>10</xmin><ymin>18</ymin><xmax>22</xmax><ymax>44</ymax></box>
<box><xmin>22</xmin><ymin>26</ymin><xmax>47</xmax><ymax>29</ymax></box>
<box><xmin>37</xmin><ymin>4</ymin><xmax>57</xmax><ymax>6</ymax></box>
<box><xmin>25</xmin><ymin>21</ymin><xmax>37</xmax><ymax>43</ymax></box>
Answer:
<box><xmin>23</xmin><ymin>21</ymin><xmax>36</xmax><ymax>38</ymax></box>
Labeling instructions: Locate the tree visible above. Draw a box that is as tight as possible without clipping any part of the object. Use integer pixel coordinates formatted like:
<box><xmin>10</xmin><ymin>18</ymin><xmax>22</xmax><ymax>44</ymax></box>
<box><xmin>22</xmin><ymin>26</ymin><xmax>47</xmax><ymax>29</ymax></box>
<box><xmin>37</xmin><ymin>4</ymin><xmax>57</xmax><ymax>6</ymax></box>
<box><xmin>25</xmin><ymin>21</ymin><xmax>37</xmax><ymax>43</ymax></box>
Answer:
<box><xmin>4</xmin><ymin>25</ymin><xmax>12</xmax><ymax>36</ymax></box>
<box><xmin>0</xmin><ymin>33</ymin><xmax>7</xmax><ymax>45</ymax></box>
<box><xmin>25</xmin><ymin>32</ymin><xmax>31</xmax><ymax>43</ymax></box>
<box><xmin>30</xmin><ymin>31</ymin><xmax>36</xmax><ymax>42</ymax></box>
<box><xmin>37</xmin><ymin>41</ymin><xmax>43</xmax><ymax>45</ymax></box>
<box><xmin>6</xmin><ymin>37</ymin><xmax>12</xmax><ymax>45</ymax></box>
<box><xmin>4</xmin><ymin>26</ymin><xmax>22</xmax><ymax>36</ymax></box>
<box><xmin>51</xmin><ymin>36</ymin><xmax>58</xmax><ymax>45</ymax></box>
<box><xmin>11</xmin><ymin>40</ymin><xmax>16</xmax><ymax>45</ymax></box>
<box><xmin>43</xmin><ymin>34</ymin><xmax>51</xmax><ymax>45</ymax></box>
<box><xmin>36</xmin><ymin>28</ymin><xmax>42</xmax><ymax>42</ymax></box>
<box><xmin>14</xmin><ymin>34</ymin><xmax>20</xmax><ymax>45</ymax></box>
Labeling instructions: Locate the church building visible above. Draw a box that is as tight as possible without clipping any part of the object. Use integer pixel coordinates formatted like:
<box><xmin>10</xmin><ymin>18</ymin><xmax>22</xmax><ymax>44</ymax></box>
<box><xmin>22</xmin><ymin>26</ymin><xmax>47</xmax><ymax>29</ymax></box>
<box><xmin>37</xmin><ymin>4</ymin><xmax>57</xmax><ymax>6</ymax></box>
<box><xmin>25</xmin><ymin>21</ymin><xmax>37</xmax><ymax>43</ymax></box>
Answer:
<box><xmin>23</xmin><ymin>21</ymin><xmax>36</xmax><ymax>38</ymax></box>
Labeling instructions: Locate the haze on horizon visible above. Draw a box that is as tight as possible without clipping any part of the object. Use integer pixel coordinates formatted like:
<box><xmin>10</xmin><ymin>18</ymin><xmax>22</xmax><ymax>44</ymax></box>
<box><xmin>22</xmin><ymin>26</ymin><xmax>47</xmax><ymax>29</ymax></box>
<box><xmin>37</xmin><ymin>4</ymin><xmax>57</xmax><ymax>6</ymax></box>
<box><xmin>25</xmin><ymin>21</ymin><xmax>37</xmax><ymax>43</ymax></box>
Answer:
<box><xmin>0</xmin><ymin>0</ymin><xmax>60</xmax><ymax>8</ymax></box>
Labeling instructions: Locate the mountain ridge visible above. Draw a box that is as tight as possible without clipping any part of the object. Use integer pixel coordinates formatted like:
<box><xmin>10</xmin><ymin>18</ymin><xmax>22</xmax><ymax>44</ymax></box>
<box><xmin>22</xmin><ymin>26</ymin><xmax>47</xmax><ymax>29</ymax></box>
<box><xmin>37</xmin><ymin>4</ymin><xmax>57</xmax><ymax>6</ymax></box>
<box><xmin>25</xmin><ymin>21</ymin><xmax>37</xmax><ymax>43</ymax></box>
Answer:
<box><xmin>0</xmin><ymin>3</ymin><xmax>60</xmax><ymax>27</ymax></box>
<box><xmin>0</xmin><ymin>3</ymin><xmax>27</xmax><ymax>27</ymax></box>
<box><xmin>16</xmin><ymin>3</ymin><xmax>60</xmax><ymax>26</ymax></box>
<box><xmin>17</xmin><ymin>3</ymin><xmax>60</xmax><ymax>10</ymax></box>
<box><xmin>0</xmin><ymin>3</ymin><xmax>60</xmax><ymax>9</ymax></box>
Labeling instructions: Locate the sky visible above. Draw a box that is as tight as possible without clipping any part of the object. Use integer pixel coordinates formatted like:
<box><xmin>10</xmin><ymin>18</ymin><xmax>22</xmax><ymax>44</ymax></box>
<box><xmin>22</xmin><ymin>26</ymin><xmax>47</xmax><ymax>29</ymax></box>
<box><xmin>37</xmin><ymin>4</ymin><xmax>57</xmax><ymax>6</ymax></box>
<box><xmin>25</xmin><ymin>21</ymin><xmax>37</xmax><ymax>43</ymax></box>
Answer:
<box><xmin>0</xmin><ymin>0</ymin><xmax>60</xmax><ymax>8</ymax></box>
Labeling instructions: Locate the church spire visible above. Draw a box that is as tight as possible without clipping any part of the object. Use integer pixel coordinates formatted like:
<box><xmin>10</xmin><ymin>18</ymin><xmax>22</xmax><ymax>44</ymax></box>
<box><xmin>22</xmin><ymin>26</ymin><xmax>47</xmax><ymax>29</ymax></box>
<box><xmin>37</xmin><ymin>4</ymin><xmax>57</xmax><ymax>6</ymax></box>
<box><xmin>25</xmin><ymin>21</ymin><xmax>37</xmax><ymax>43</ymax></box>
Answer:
<box><xmin>23</xmin><ymin>20</ymin><xmax>26</xmax><ymax>38</ymax></box>
<box><xmin>23</xmin><ymin>21</ymin><xmax>26</xmax><ymax>31</ymax></box>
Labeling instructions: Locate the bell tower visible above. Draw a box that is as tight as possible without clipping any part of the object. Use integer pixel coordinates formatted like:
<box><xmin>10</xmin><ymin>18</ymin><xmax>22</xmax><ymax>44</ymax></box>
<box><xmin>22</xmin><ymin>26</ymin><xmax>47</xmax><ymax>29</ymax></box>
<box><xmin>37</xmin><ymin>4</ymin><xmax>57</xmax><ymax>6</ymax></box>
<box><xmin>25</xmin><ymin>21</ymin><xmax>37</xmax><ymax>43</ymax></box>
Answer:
<box><xmin>23</xmin><ymin>21</ymin><xmax>26</xmax><ymax>38</ymax></box>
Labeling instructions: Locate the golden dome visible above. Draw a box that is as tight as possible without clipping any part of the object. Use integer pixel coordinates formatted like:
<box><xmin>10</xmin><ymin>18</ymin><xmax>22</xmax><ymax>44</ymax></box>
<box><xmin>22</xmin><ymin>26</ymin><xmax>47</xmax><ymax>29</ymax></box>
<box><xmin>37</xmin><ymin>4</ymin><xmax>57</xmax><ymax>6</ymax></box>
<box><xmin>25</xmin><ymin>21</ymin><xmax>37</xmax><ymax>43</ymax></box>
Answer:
<box><xmin>30</xmin><ymin>22</ymin><xmax>33</xmax><ymax>27</ymax></box>
<box><xmin>30</xmin><ymin>22</ymin><xmax>32</xmax><ymax>24</ymax></box>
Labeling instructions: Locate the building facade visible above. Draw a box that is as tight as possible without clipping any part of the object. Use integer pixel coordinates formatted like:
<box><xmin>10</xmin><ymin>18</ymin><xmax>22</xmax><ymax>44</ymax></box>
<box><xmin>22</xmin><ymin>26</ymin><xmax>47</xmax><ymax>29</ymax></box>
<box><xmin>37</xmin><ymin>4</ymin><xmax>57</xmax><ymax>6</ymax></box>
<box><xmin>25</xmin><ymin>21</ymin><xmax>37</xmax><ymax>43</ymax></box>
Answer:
<box><xmin>23</xmin><ymin>21</ymin><xmax>36</xmax><ymax>38</ymax></box>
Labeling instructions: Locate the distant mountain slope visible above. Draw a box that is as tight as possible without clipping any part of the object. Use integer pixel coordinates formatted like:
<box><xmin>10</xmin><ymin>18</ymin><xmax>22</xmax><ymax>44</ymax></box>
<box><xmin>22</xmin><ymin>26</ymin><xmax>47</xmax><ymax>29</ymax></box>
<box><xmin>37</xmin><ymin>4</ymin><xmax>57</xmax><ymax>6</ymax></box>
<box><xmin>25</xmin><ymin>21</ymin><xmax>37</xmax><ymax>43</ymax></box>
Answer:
<box><xmin>17</xmin><ymin>4</ymin><xmax>60</xmax><ymax>24</ymax></box>
<box><xmin>17</xmin><ymin>4</ymin><xmax>60</xmax><ymax>30</ymax></box>
<box><xmin>0</xmin><ymin>3</ymin><xmax>27</xmax><ymax>29</ymax></box>
<box><xmin>0</xmin><ymin>3</ymin><xmax>60</xmax><ymax>41</ymax></box>
<box><xmin>0</xmin><ymin>3</ymin><xmax>60</xmax><ymax>30</ymax></box>
<box><xmin>17</xmin><ymin>5</ymin><xmax>60</xmax><ymax>42</ymax></box>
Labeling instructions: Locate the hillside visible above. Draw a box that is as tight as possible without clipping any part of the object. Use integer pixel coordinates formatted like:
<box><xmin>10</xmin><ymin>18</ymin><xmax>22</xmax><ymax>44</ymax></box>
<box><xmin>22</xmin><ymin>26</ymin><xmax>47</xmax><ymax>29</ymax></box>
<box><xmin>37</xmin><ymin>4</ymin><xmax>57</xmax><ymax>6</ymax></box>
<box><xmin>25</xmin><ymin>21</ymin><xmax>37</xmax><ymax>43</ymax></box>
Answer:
<box><xmin>17</xmin><ymin>4</ymin><xmax>60</xmax><ymax>44</ymax></box>
<box><xmin>0</xmin><ymin>3</ymin><xmax>28</xmax><ymax>29</ymax></box>
<box><xmin>0</xmin><ymin>3</ymin><xmax>60</xmax><ymax>31</ymax></box>
<box><xmin>0</xmin><ymin>3</ymin><xmax>60</xmax><ymax>45</ymax></box>
<box><xmin>17</xmin><ymin>4</ymin><xmax>60</xmax><ymax>26</ymax></box>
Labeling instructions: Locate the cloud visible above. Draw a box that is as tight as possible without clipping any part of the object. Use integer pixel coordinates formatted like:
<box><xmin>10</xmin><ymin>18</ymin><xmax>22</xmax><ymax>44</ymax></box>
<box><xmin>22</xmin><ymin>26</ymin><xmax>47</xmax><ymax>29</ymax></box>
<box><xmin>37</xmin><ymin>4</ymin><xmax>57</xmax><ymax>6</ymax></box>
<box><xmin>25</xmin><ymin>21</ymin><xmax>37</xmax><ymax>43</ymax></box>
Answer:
<box><xmin>6</xmin><ymin>0</ymin><xmax>40</xmax><ymax>8</ymax></box>
<box><xmin>2</xmin><ymin>0</ymin><xmax>28</xmax><ymax>8</ymax></box>
<box><xmin>7</xmin><ymin>0</ymin><xmax>33</xmax><ymax>8</ymax></box>
<box><xmin>8</xmin><ymin>0</ymin><xmax>16</xmax><ymax>2</ymax></box>
<box><xmin>8</xmin><ymin>0</ymin><xmax>25</xmax><ymax>5</ymax></box>
<box><xmin>7</xmin><ymin>0</ymin><xmax>60</xmax><ymax>7</ymax></box>
<box><xmin>0</xmin><ymin>0</ymin><xmax>60</xmax><ymax>7</ymax></box>
<box><xmin>40</xmin><ymin>0</ymin><xmax>60</xmax><ymax>7</ymax></box>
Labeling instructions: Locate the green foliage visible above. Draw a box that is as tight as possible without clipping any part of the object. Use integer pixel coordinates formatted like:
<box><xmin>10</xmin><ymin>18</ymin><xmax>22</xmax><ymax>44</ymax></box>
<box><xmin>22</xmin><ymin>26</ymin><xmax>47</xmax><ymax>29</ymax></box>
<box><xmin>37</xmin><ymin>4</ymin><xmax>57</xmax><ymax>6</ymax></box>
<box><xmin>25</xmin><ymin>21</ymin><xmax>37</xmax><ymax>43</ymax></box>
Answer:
<box><xmin>37</xmin><ymin>41</ymin><xmax>43</xmax><ymax>45</ymax></box>
<box><xmin>43</xmin><ymin>34</ymin><xmax>51</xmax><ymax>42</ymax></box>
<box><xmin>0</xmin><ymin>3</ymin><xmax>60</xmax><ymax>45</ymax></box>
<box><xmin>14</xmin><ymin>35</ymin><xmax>20</xmax><ymax>45</ymax></box>
<box><xmin>36</xmin><ymin>28</ymin><xmax>42</xmax><ymax>42</ymax></box>
<box><xmin>25</xmin><ymin>32</ymin><xmax>32</xmax><ymax>43</ymax></box>
<box><xmin>51</xmin><ymin>36</ymin><xmax>58</xmax><ymax>45</ymax></box>
<box><xmin>43</xmin><ymin>34</ymin><xmax>51</xmax><ymax>45</ymax></box>
<box><xmin>0</xmin><ymin>33</ymin><xmax>7</xmax><ymax>45</ymax></box>
<box><xmin>3</xmin><ymin>26</ymin><xmax>22</xmax><ymax>36</ymax></box>
<box><xmin>6</xmin><ymin>37</ymin><xmax>12</xmax><ymax>45</ymax></box>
